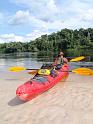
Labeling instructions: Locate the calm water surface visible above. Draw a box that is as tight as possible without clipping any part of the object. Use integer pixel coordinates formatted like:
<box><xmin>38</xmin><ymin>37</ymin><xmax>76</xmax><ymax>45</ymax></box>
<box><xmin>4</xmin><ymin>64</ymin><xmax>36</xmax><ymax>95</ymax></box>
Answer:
<box><xmin>0</xmin><ymin>51</ymin><xmax>93</xmax><ymax>72</ymax></box>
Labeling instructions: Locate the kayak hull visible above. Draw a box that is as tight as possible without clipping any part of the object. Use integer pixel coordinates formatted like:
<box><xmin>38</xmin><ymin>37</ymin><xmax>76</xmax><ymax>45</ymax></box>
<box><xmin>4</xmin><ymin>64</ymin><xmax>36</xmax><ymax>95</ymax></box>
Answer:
<box><xmin>16</xmin><ymin>64</ymin><xmax>69</xmax><ymax>101</ymax></box>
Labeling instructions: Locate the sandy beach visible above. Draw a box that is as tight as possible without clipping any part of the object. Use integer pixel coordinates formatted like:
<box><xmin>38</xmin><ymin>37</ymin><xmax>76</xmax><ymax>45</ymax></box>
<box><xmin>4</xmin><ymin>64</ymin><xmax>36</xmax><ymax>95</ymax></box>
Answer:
<box><xmin>0</xmin><ymin>71</ymin><xmax>93</xmax><ymax>124</ymax></box>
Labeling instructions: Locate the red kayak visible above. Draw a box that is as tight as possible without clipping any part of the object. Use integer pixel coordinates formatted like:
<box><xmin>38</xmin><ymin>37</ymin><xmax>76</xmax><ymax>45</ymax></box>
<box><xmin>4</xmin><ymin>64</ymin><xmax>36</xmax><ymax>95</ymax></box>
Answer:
<box><xmin>16</xmin><ymin>64</ymin><xmax>69</xmax><ymax>101</ymax></box>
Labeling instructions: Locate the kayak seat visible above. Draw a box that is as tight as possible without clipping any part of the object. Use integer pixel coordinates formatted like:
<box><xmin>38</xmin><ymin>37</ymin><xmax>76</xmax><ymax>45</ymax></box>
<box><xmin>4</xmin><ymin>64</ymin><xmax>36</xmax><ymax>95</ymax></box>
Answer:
<box><xmin>41</xmin><ymin>63</ymin><xmax>53</xmax><ymax>69</ymax></box>
<box><xmin>32</xmin><ymin>76</ymin><xmax>49</xmax><ymax>84</ymax></box>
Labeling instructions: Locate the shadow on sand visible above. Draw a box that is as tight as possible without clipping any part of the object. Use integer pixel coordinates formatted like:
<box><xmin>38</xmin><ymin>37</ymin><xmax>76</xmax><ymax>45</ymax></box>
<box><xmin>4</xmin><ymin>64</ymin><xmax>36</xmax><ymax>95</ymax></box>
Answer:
<box><xmin>8</xmin><ymin>97</ymin><xmax>26</xmax><ymax>106</ymax></box>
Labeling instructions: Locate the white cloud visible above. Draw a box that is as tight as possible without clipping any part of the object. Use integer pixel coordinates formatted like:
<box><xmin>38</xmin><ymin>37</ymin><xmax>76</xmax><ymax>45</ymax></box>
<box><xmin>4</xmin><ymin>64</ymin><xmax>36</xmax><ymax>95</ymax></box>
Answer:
<box><xmin>11</xmin><ymin>0</ymin><xmax>61</xmax><ymax>22</ymax></box>
<box><xmin>8</xmin><ymin>10</ymin><xmax>31</xmax><ymax>25</ymax></box>
<box><xmin>0</xmin><ymin>33</ymin><xmax>23</xmax><ymax>43</ymax></box>
<box><xmin>8</xmin><ymin>10</ymin><xmax>47</xmax><ymax>29</ymax></box>
<box><xmin>7</xmin><ymin>0</ymin><xmax>93</xmax><ymax>24</ymax></box>
<box><xmin>10</xmin><ymin>0</ymin><xmax>93</xmax><ymax>28</ymax></box>
<box><xmin>26</xmin><ymin>30</ymin><xmax>49</xmax><ymax>40</ymax></box>
<box><xmin>46</xmin><ymin>20</ymin><xmax>63</xmax><ymax>30</ymax></box>
<box><xmin>8</xmin><ymin>8</ymin><xmax>63</xmax><ymax>31</ymax></box>
<box><xmin>80</xmin><ymin>9</ymin><xmax>93</xmax><ymax>21</ymax></box>
<box><xmin>0</xmin><ymin>29</ymin><xmax>49</xmax><ymax>43</ymax></box>
<box><xmin>56</xmin><ymin>0</ymin><xmax>93</xmax><ymax>29</ymax></box>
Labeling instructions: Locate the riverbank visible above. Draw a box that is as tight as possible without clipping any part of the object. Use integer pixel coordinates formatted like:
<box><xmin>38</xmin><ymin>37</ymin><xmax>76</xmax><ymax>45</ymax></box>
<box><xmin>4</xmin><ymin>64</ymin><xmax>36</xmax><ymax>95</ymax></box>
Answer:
<box><xmin>0</xmin><ymin>72</ymin><xmax>93</xmax><ymax>124</ymax></box>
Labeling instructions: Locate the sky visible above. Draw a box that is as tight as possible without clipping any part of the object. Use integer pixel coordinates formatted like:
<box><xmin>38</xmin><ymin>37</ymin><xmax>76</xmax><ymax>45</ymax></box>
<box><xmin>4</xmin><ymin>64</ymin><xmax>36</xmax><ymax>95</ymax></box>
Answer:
<box><xmin>0</xmin><ymin>0</ymin><xmax>93</xmax><ymax>43</ymax></box>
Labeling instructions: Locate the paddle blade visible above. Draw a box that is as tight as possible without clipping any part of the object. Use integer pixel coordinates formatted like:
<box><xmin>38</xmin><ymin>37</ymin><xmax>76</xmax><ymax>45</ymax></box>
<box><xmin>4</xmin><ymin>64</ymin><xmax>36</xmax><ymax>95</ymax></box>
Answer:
<box><xmin>72</xmin><ymin>68</ymin><xmax>93</xmax><ymax>75</ymax></box>
<box><xmin>9</xmin><ymin>66</ymin><xmax>26</xmax><ymax>72</ymax></box>
<box><xmin>70</xmin><ymin>56</ymin><xmax>85</xmax><ymax>62</ymax></box>
<box><xmin>28</xmin><ymin>70</ymin><xmax>38</xmax><ymax>75</ymax></box>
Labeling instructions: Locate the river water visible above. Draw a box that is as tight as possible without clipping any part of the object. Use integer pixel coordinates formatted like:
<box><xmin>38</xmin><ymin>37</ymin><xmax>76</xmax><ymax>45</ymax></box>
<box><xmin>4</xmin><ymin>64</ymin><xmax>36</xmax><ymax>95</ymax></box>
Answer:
<box><xmin>0</xmin><ymin>51</ymin><xmax>93</xmax><ymax>71</ymax></box>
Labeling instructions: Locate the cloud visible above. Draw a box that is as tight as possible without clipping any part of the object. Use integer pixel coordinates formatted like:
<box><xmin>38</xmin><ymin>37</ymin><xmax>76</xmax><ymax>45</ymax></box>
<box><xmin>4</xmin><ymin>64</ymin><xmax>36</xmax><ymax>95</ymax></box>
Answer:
<box><xmin>8</xmin><ymin>8</ymin><xmax>64</xmax><ymax>30</ymax></box>
<box><xmin>0</xmin><ymin>29</ymin><xmax>49</xmax><ymax>43</ymax></box>
<box><xmin>8</xmin><ymin>10</ymin><xmax>31</xmax><ymax>25</ymax></box>
<box><xmin>7</xmin><ymin>0</ymin><xmax>93</xmax><ymax>25</ymax></box>
<box><xmin>55</xmin><ymin>0</ymin><xmax>93</xmax><ymax>29</ymax></box>
<box><xmin>8</xmin><ymin>10</ymin><xmax>47</xmax><ymax>29</ymax></box>
<box><xmin>8</xmin><ymin>9</ymin><xmax>63</xmax><ymax>32</ymax></box>
<box><xmin>0</xmin><ymin>33</ymin><xmax>23</xmax><ymax>43</ymax></box>
<box><xmin>26</xmin><ymin>30</ymin><xmax>49</xmax><ymax>40</ymax></box>
<box><xmin>80</xmin><ymin>9</ymin><xmax>93</xmax><ymax>21</ymax></box>
<box><xmin>10</xmin><ymin>0</ymin><xmax>93</xmax><ymax>26</ymax></box>
<box><xmin>11</xmin><ymin>0</ymin><xmax>61</xmax><ymax>22</ymax></box>
<box><xmin>10</xmin><ymin>0</ymin><xmax>93</xmax><ymax>31</ymax></box>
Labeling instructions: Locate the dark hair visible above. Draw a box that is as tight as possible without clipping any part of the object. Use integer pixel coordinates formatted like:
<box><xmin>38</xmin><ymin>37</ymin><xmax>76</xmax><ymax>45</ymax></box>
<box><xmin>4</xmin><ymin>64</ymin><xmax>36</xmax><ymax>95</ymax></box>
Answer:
<box><xmin>58</xmin><ymin>51</ymin><xmax>64</xmax><ymax>56</ymax></box>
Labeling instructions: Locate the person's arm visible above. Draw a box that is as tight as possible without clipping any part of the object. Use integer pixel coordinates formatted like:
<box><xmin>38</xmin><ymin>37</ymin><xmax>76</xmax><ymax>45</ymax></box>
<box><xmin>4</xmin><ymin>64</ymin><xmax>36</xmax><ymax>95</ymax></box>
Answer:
<box><xmin>53</xmin><ymin>58</ymin><xmax>58</xmax><ymax>66</ymax></box>
<box><xmin>63</xmin><ymin>57</ymin><xmax>68</xmax><ymax>64</ymax></box>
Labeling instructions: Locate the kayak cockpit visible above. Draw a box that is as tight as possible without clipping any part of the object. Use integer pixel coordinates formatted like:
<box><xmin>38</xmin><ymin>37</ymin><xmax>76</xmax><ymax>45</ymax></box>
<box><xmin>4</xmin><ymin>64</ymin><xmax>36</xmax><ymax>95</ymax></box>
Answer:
<box><xmin>31</xmin><ymin>76</ymin><xmax>49</xmax><ymax>84</ymax></box>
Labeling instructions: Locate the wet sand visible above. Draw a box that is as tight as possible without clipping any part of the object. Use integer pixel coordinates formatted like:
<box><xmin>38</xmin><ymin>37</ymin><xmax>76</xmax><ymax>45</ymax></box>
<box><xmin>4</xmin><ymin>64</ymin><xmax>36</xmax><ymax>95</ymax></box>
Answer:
<box><xmin>0</xmin><ymin>71</ymin><xmax>93</xmax><ymax>124</ymax></box>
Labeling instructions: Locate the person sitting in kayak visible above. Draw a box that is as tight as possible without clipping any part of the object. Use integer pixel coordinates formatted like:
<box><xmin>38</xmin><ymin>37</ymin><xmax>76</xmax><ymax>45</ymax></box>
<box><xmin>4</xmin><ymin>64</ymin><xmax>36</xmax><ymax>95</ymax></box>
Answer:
<box><xmin>50</xmin><ymin>51</ymin><xmax>68</xmax><ymax>77</ymax></box>
<box><xmin>53</xmin><ymin>51</ymin><xmax>68</xmax><ymax>70</ymax></box>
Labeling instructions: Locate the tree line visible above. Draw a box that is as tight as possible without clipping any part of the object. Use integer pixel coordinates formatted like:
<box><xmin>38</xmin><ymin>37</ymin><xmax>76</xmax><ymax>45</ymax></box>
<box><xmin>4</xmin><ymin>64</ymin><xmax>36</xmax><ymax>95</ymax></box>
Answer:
<box><xmin>0</xmin><ymin>28</ymin><xmax>93</xmax><ymax>53</ymax></box>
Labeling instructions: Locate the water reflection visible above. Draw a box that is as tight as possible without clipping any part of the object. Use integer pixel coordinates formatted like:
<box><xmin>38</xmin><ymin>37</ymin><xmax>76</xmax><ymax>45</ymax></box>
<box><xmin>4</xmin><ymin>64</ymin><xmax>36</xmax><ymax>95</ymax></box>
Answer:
<box><xmin>0</xmin><ymin>49</ymin><xmax>93</xmax><ymax>70</ymax></box>
<box><xmin>66</xmin><ymin>48</ymin><xmax>93</xmax><ymax>61</ymax></box>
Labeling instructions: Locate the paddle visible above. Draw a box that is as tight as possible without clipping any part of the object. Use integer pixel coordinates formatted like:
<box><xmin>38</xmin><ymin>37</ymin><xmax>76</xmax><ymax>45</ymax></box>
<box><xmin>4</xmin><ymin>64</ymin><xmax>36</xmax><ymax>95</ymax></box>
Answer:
<box><xmin>69</xmin><ymin>56</ymin><xmax>85</xmax><ymax>62</ymax></box>
<box><xmin>9</xmin><ymin>66</ymin><xmax>93</xmax><ymax>76</ymax></box>
<box><xmin>71</xmin><ymin>68</ymin><xmax>93</xmax><ymax>75</ymax></box>
<box><xmin>28</xmin><ymin>70</ymin><xmax>38</xmax><ymax>75</ymax></box>
<box><xmin>29</xmin><ymin>68</ymin><xmax>93</xmax><ymax>76</ymax></box>
<box><xmin>9</xmin><ymin>66</ymin><xmax>39</xmax><ymax>72</ymax></box>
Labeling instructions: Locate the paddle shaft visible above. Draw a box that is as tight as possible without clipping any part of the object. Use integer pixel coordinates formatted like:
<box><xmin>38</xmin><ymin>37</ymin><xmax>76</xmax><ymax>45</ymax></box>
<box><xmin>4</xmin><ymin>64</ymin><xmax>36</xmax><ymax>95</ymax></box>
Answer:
<box><xmin>26</xmin><ymin>68</ymin><xmax>39</xmax><ymax>70</ymax></box>
<box><xmin>27</xmin><ymin>68</ymin><xmax>71</xmax><ymax>72</ymax></box>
